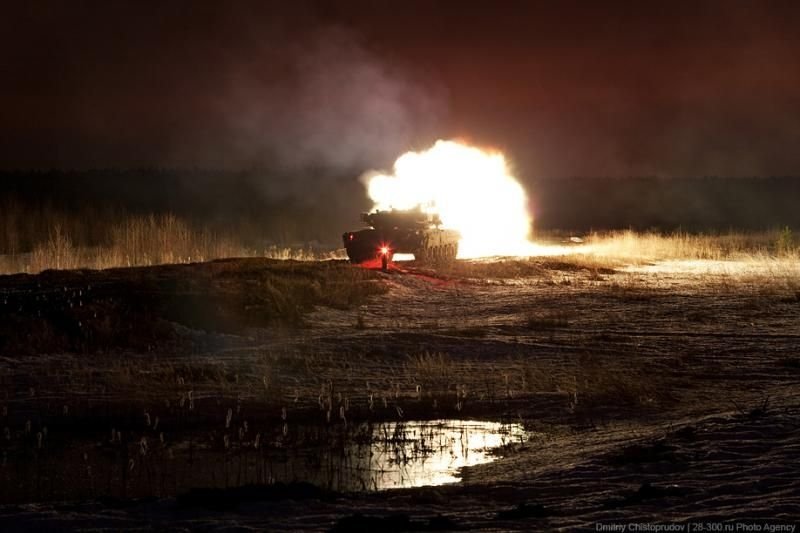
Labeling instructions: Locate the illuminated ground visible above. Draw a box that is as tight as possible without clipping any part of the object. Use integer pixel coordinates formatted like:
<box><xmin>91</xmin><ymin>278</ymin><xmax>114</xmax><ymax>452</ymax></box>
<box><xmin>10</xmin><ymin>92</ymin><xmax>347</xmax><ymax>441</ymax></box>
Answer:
<box><xmin>0</xmin><ymin>256</ymin><xmax>798</xmax><ymax>529</ymax></box>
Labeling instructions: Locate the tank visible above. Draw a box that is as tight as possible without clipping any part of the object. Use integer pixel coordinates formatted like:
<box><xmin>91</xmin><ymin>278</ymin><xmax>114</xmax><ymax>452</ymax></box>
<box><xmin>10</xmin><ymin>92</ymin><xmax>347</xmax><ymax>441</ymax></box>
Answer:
<box><xmin>342</xmin><ymin>207</ymin><xmax>460</xmax><ymax>269</ymax></box>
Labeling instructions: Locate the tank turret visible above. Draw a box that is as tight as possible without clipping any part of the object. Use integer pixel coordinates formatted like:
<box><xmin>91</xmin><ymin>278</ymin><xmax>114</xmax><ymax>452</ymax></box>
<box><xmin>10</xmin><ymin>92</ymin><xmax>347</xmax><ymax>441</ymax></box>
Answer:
<box><xmin>360</xmin><ymin>208</ymin><xmax>442</xmax><ymax>230</ymax></box>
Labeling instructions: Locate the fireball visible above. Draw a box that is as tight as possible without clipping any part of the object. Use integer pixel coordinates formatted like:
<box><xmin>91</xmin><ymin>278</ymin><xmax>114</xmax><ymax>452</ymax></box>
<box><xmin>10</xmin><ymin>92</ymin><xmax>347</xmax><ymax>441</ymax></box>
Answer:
<box><xmin>363</xmin><ymin>140</ymin><xmax>538</xmax><ymax>258</ymax></box>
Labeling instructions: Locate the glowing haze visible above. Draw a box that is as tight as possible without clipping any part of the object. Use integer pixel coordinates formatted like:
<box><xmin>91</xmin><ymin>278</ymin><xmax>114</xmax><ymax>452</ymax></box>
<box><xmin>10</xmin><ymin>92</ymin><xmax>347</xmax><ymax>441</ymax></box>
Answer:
<box><xmin>363</xmin><ymin>140</ymin><xmax>537</xmax><ymax>258</ymax></box>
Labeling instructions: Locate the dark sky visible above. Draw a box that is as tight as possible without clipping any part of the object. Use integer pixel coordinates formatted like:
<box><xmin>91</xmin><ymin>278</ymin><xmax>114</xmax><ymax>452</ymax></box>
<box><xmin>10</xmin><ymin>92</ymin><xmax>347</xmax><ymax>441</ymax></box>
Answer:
<box><xmin>3</xmin><ymin>0</ymin><xmax>800</xmax><ymax>179</ymax></box>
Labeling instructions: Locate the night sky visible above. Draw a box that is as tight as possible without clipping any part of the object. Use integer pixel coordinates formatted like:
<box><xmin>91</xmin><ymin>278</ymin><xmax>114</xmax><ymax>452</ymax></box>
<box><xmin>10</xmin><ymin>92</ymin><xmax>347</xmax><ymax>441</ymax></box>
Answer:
<box><xmin>3</xmin><ymin>1</ymin><xmax>800</xmax><ymax>179</ymax></box>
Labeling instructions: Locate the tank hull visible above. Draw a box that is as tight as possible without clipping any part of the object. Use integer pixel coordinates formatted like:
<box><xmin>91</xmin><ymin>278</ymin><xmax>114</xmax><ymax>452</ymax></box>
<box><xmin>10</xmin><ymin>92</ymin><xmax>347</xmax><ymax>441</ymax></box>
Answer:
<box><xmin>343</xmin><ymin>228</ymin><xmax>459</xmax><ymax>264</ymax></box>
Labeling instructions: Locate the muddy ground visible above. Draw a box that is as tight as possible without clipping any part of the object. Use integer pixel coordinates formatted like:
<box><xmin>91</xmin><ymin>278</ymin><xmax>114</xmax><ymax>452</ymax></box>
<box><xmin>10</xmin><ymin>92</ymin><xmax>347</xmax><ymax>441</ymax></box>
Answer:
<box><xmin>0</xmin><ymin>257</ymin><xmax>798</xmax><ymax>531</ymax></box>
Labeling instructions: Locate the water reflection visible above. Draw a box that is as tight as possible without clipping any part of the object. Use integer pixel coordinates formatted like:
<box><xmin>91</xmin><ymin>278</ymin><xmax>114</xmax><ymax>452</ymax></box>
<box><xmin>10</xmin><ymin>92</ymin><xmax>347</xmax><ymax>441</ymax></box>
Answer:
<box><xmin>0</xmin><ymin>419</ymin><xmax>527</xmax><ymax>502</ymax></box>
<box><xmin>207</xmin><ymin>418</ymin><xmax>528</xmax><ymax>492</ymax></box>
<box><xmin>361</xmin><ymin>419</ymin><xmax>527</xmax><ymax>490</ymax></box>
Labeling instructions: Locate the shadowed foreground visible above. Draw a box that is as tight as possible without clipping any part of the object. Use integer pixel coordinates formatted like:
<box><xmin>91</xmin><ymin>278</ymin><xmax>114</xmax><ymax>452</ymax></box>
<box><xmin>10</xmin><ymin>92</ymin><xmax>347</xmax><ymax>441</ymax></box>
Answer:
<box><xmin>0</xmin><ymin>256</ymin><xmax>798</xmax><ymax>530</ymax></box>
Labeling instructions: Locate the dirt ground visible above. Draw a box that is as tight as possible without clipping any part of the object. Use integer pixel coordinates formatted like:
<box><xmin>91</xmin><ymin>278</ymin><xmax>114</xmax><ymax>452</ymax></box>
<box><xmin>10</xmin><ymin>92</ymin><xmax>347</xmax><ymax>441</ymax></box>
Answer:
<box><xmin>0</xmin><ymin>257</ymin><xmax>798</xmax><ymax>531</ymax></box>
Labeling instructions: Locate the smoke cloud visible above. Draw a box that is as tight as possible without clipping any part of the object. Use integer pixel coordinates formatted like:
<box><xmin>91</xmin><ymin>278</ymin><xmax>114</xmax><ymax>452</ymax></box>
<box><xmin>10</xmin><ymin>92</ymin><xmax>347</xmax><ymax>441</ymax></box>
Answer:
<box><xmin>175</xmin><ymin>26</ymin><xmax>447</xmax><ymax>178</ymax></box>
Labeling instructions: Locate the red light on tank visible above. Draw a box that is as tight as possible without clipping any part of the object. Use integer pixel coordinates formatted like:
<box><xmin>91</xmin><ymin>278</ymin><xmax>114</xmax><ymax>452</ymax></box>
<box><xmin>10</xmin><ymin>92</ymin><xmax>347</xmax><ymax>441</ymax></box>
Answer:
<box><xmin>348</xmin><ymin>233</ymin><xmax>354</xmax><ymax>240</ymax></box>
<box><xmin>380</xmin><ymin>246</ymin><xmax>389</xmax><ymax>255</ymax></box>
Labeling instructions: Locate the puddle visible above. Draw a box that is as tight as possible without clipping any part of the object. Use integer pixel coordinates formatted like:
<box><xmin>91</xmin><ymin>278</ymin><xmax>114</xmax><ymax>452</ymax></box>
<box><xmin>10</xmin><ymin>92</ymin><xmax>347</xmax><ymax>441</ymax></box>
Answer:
<box><xmin>0</xmin><ymin>419</ymin><xmax>528</xmax><ymax>502</ymax></box>
<box><xmin>247</xmin><ymin>419</ymin><xmax>529</xmax><ymax>491</ymax></box>
<box><xmin>334</xmin><ymin>419</ymin><xmax>528</xmax><ymax>490</ymax></box>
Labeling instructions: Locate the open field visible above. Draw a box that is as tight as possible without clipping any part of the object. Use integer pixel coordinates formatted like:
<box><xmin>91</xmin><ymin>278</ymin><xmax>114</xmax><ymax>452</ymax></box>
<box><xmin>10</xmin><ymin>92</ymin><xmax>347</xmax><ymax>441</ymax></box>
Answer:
<box><xmin>0</xmin><ymin>202</ymin><xmax>795</xmax><ymax>275</ymax></box>
<box><xmin>0</xmin><ymin>210</ymin><xmax>343</xmax><ymax>276</ymax></box>
<box><xmin>0</xmin><ymin>249</ymin><xmax>799</xmax><ymax>530</ymax></box>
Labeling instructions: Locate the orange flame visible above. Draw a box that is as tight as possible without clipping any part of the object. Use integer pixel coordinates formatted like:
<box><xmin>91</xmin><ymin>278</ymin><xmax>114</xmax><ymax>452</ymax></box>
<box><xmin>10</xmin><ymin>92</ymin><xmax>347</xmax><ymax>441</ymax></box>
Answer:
<box><xmin>363</xmin><ymin>140</ymin><xmax>539</xmax><ymax>258</ymax></box>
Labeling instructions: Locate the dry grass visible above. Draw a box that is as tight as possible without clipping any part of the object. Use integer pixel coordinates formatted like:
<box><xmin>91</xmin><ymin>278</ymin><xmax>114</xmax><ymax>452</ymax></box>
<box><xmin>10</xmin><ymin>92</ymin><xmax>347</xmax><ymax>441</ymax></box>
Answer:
<box><xmin>584</xmin><ymin>229</ymin><xmax>798</xmax><ymax>262</ymax></box>
<box><xmin>432</xmin><ymin>230</ymin><xmax>798</xmax><ymax>283</ymax></box>
<box><xmin>434</xmin><ymin>230</ymin><xmax>800</xmax><ymax>289</ymax></box>
<box><xmin>407</xmin><ymin>352</ymin><xmax>454</xmax><ymax>388</ymax></box>
<box><xmin>3</xmin><ymin>208</ymin><xmax>796</xmax><ymax>278</ymax></box>
<box><xmin>0</xmin><ymin>213</ymin><xmax>344</xmax><ymax>275</ymax></box>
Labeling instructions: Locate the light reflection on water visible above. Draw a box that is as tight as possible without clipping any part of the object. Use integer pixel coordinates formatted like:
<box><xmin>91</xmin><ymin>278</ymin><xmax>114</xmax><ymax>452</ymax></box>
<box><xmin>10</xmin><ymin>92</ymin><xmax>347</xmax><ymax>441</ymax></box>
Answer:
<box><xmin>0</xmin><ymin>419</ymin><xmax>528</xmax><ymax>502</ymax></box>
<box><xmin>346</xmin><ymin>419</ymin><xmax>528</xmax><ymax>490</ymax></box>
